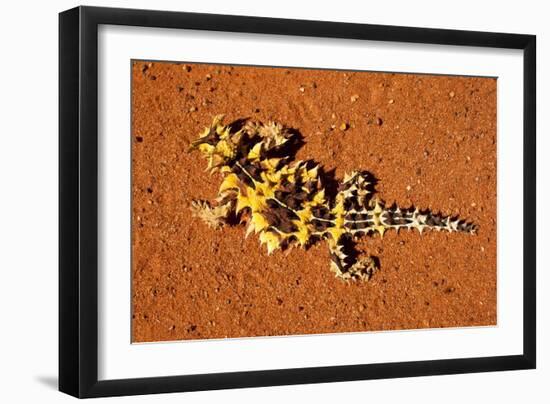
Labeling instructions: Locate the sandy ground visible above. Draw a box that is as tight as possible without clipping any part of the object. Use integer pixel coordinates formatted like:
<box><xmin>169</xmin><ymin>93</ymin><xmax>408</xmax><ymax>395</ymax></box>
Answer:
<box><xmin>131</xmin><ymin>61</ymin><xmax>496</xmax><ymax>343</ymax></box>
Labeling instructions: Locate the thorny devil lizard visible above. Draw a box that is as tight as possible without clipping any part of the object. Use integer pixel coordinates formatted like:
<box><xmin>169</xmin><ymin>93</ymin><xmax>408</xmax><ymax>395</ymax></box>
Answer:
<box><xmin>189</xmin><ymin>115</ymin><xmax>477</xmax><ymax>282</ymax></box>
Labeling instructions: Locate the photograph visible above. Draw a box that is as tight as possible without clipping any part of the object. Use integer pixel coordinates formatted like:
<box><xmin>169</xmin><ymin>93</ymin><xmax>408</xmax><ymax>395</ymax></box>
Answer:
<box><xmin>131</xmin><ymin>60</ymin><xmax>497</xmax><ymax>343</ymax></box>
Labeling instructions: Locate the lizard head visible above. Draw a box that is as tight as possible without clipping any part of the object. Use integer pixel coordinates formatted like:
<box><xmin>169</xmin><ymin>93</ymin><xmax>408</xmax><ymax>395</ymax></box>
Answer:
<box><xmin>189</xmin><ymin>115</ymin><xmax>243</xmax><ymax>171</ymax></box>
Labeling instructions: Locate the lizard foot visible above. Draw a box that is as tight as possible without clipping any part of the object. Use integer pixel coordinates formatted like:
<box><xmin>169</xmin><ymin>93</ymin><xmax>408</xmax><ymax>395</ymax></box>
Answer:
<box><xmin>190</xmin><ymin>200</ymin><xmax>231</xmax><ymax>229</ymax></box>
<box><xmin>331</xmin><ymin>256</ymin><xmax>378</xmax><ymax>282</ymax></box>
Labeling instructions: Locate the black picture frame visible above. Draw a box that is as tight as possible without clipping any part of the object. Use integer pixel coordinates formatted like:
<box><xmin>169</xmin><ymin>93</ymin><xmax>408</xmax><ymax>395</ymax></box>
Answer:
<box><xmin>59</xmin><ymin>5</ymin><xmax>536</xmax><ymax>398</ymax></box>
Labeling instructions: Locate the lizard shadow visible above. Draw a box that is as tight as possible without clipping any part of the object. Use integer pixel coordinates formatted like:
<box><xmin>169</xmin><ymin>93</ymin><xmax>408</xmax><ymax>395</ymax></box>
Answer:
<box><xmin>228</xmin><ymin>117</ymin><xmax>250</xmax><ymax>132</ymax></box>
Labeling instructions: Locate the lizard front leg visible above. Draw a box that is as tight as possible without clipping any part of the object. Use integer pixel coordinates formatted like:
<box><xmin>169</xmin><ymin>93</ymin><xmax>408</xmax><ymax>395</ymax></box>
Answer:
<box><xmin>190</xmin><ymin>190</ymin><xmax>237</xmax><ymax>229</ymax></box>
<box><xmin>328</xmin><ymin>236</ymin><xmax>378</xmax><ymax>282</ymax></box>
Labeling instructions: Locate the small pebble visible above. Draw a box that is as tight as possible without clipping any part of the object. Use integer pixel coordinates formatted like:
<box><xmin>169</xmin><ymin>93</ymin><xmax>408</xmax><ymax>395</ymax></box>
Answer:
<box><xmin>182</xmin><ymin>64</ymin><xmax>191</xmax><ymax>72</ymax></box>
<box><xmin>189</xmin><ymin>106</ymin><xmax>197</xmax><ymax>112</ymax></box>
<box><xmin>299</xmin><ymin>86</ymin><xmax>305</xmax><ymax>92</ymax></box>
<box><xmin>340</xmin><ymin>123</ymin><xmax>349</xmax><ymax>131</ymax></box>
<box><xmin>449</xmin><ymin>91</ymin><xmax>455</xmax><ymax>98</ymax></box>
<box><xmin>388</xmin><ymin>99</ymin><xmax>394</xmax><ymax>104</ymax></box>
<box><xmin>376</xmin><ymin>117</ymin><xmax>383</xmax><ymax>126</ymax></box>
<box><xmin>205</xmin><ymin>74</ymin><xmax>212</xmax><ymax>81</ymax></box>
<box><xmin>406</xmin><ymin>185</ymin><xmax>412</xmax><ymax>191</ymax></box>
<box><xmin>350</xmin><ymin>94</ymin><xmax>359</xmax><ymax>103</ymax></box>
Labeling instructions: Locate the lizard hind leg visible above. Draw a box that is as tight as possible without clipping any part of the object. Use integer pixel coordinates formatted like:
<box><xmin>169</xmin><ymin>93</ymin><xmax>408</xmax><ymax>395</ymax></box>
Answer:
<box><xmin>328</xmin><ymin>236</ymin><xmax>378</xmax><ymax>282</ymax></box>
<box><xmin>338</xmin><ymin>170</ymin><xmax>376</xmax><ymax>209</ymax></box>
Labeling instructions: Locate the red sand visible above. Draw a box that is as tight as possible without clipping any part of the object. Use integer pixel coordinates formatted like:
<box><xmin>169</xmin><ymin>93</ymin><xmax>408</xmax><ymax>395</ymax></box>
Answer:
<box><xmin>131</xmin><ymin>61</ymin><xmax>496</xmax><ymax>342</ymax></box>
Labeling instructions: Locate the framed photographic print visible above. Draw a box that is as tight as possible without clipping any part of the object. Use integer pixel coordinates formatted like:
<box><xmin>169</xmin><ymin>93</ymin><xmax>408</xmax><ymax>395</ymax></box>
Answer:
<box><xmin>59</xmin><ymin>6</ymin><xmax>536</xmax><ymax>398</ymax></box>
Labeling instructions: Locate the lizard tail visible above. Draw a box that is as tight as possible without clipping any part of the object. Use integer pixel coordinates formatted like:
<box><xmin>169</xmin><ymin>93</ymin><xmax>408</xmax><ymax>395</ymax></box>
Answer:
<box><xmin>379</xmin><ymin>204</ymin><xmax>477</xmax><ymax>235</ymax></box>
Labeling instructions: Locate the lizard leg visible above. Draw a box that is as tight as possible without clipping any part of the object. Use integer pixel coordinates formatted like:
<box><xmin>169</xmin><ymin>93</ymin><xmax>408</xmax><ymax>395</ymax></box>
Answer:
<box><xmin>328</xmin><ymin>236</ymin><xmax>378</xmax><ymax>282</ymax></box>
<box><xmin>190</xmin><ymin>191</ymin><xmax>237</xmax><ymax>229</ymax></box>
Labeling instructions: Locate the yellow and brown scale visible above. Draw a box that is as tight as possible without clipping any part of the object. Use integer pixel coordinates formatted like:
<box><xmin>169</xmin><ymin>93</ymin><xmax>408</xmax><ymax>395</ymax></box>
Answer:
<box><xmin>189</xmin><ymin>115</ymin><xmax>477</xmax><ymax>282</ymax></box>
